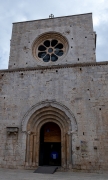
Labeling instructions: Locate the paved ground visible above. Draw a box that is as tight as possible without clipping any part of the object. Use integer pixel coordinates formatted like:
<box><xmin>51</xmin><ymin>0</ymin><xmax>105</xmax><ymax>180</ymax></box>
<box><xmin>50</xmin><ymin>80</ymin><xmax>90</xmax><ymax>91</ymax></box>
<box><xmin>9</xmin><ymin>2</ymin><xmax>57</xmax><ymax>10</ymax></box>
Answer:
<box><xmin>0</xmin><ymin>168</ymin><xmax>108</xmax><ymax>180</ymax></box>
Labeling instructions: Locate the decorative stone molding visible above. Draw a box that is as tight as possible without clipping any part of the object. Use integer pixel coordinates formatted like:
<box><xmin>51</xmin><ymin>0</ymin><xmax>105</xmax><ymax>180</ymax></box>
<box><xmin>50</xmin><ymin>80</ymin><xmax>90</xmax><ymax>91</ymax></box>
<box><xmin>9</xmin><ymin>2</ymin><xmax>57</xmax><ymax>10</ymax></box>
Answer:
<box><xmin>0</xmin><ymin>61</ymin><xmax>108</xmax><ymax>73</ymax></box>
<box><xmin>67</xmin><ymin>130</ymin><xmax>77</xmax><ymax>135</ymax></box>
<box><xmin>32</xmin><ymin>32</ymin><xmax>69</xmax><ymax>63</ymax></box>
<box><xmin>21</xmin><ymin>100</ymin><xmax>77</xmax><ymax>132</ymax></box>
<box><xmin>6</xmin><ymin>127</ymin><xmax>19</xmax><ymax>135</ymax></box>
<box><xmin>22</xmin><ymin>100</ymin><xmax>78</xmax><ymax>169</ymax></box>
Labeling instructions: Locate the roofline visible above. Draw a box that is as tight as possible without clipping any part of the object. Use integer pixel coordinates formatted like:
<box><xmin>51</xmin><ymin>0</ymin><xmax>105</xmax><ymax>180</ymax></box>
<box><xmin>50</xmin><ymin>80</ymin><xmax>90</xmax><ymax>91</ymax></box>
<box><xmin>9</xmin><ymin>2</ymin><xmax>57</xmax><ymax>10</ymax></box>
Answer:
<box><xmin>0</xmin><ymin>61</ymin><xmax>108</xmax><ymax>73</ymax></box>
<box><xmin>13</xmin><ymin>12</ymin><xmax>92</xmax><ymax>24</ymax></box>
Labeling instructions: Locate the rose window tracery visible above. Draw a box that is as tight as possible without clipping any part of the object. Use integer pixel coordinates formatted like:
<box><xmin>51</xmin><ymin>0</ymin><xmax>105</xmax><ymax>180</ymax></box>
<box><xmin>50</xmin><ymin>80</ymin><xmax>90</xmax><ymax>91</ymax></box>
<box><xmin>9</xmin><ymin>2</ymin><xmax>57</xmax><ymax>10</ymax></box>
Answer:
<box><xmin>32</xmin><ymin>32</ymin><xmax>68</xmax><ymax>63</ymax></box>
<box><xmin>38</xmin><ymin>40</ymin><xmax>64</xmax><ymax>62</ymax></box>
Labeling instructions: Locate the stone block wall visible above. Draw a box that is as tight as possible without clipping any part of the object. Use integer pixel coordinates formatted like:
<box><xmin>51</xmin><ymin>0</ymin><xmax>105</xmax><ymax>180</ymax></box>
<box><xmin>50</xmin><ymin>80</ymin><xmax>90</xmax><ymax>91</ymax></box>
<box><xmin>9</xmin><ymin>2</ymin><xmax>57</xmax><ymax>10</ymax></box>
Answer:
<box><xmin>9</xmin><ymin>13</ymin><xmax>96</xmax><ymax>69</ymax></box>
<box><xmin>0</xmin><ymin>62</ymin><xmax>108</xmax><ymax>170</ymax></box>
<box><xmin>0</xmin><ymin>12</ymin><xmax>107</xmax><ymax>171</ymax></box>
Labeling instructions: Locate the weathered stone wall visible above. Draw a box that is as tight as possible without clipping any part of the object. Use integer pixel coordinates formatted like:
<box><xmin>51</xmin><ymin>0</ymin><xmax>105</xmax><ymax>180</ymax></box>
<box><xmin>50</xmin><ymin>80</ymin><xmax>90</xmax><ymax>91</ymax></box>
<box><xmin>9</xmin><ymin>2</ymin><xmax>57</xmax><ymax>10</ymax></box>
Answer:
<box><xmin>0</xmin><ymin>63</ymin><xmax>108</xmax><ymax>170</ymax></box>
<box><xmin>9</xmin><ymin>13</ymin><xmax>96</xmax><ymax>69</ymax></box>
<box><xmin>0</xmin><ymin>13</ymin><xmax>107</xmax><ymax>171</ymax></box>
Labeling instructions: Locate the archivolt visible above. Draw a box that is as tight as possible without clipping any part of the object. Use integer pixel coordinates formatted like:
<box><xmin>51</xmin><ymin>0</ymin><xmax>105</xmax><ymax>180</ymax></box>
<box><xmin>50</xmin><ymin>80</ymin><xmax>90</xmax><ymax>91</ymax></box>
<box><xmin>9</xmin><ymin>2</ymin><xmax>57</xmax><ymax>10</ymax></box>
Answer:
<box><xmin>21</xmin><ymin>100</ymin><xmax>77</xmax><ymax>132</ymax></box>
<box><xmin>22</xmin><ymin>100</ymin><xmax>78</xmax><ymax>168</ymax></box>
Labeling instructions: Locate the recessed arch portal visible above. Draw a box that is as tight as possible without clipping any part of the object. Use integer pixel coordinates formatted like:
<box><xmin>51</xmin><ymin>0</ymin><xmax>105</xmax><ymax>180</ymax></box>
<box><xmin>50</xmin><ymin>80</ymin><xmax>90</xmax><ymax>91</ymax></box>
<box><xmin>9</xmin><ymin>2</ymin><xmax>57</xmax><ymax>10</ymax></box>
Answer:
<box><xmin>21</xmin><ymin>100</ymin><xmax>77</xmax><ymax>169</ymax></box>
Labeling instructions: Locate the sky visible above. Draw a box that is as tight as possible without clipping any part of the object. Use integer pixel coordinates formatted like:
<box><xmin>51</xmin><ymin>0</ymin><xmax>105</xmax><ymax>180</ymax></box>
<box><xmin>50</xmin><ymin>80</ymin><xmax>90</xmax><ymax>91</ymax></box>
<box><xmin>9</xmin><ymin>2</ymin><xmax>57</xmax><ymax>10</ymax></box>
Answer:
<box><xmin>0</xmin><ymin>0</ymin><xmax>108</xmax><ymax>69</ymax></box>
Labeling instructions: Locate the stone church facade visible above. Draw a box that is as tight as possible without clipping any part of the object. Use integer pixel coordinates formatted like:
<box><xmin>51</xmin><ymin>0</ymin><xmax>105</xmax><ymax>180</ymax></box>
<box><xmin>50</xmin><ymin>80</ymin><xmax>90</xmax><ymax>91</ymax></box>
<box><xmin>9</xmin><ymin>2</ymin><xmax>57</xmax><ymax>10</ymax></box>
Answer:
<box><xmin>0</xmin><ymin>13</ymin><xmax>108</xmax><ymax>171</ymax></box>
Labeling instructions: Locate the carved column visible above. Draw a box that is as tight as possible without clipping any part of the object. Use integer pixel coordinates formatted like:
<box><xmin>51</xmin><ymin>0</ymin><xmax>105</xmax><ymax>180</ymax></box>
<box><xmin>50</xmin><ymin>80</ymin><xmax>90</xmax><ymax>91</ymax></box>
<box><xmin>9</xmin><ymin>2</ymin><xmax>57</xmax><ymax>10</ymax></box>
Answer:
<box><xmin>25</xmin><ymin>131</ymin><xmax>31</xmax><ymax>167</ymax></box>
<box><xmin>29</xmin><ymin>133</ymin><xmax>33</xmax><ymax>166</ymax></box>
<box><xmin>62</xmin><ymin>131</ymin><xmax>66</xmax><ymax>168</ymax></box>
<box><xmin>35</xmin><ymin>131</ymin><xmax>39</xmax><ymax>166</ymax></box>
<box><xmin>66</xmin><ymin>132</ymin><xmax>69</xmax><ymax>168</ymax></box>
<box><xmin>68</xmin><ymin>133</ymin><xmax>72</xmax><ymax>169</ymax></box>
<box><xmin>33</xmin><ymin>135</ymin><xmax>36</xmax><ymax>166</ymax></box>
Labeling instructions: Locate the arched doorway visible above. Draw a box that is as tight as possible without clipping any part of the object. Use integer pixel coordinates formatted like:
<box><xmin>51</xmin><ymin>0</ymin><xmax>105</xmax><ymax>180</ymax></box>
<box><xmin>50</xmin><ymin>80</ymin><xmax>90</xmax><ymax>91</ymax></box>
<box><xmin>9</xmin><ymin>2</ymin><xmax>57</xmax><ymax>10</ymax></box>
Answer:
<box><xmin>25</xmin><ymin>106</ymin><xmax>71</xmax><ymax>168</ymax></box>
<box><xmin>21</xmin><ymin>101</ymin><xmax>77</xmax><ymax>169</ymax></box>
<box><xmin>39</xmin><ymin>122</ymin><xmax>61</xmax><ymax>166</ymax></box>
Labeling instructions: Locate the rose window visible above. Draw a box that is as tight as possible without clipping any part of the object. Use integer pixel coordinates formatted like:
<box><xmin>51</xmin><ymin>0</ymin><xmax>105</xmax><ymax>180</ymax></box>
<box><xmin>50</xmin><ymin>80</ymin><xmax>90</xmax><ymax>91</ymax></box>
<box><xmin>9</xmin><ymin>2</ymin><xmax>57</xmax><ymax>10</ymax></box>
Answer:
<box><xmin>32</xmin><ymin>32</ymin><xmax>68</xmax><ymax>63</ymax></box>
<box><xmin>38</xmin><ymin>40</ymin><xmax>64</xmax><ymax>62</ymax></box>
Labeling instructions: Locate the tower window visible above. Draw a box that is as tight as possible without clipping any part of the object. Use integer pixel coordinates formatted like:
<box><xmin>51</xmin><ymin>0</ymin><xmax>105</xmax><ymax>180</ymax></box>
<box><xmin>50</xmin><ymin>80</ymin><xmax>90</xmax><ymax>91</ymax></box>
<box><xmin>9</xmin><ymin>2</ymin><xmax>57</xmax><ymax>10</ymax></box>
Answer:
<box><xmin>38</xmin><ymin>39</ymin><xmax>64</xmax><ymax>62</ymax></box>
<box><xmin>32</xmin><ymin>32</ymin><xmax>68</xmax><ymax>63</ymax></box>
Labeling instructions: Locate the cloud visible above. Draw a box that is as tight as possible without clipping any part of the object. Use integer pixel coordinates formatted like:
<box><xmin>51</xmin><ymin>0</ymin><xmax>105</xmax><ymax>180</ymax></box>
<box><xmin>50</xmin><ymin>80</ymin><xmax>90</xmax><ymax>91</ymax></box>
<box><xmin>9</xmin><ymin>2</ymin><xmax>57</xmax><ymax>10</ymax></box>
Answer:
<box><xmin>0</xmin><ymin>0</ymin><xmax>108</xmax><ymax>69</ymax></box>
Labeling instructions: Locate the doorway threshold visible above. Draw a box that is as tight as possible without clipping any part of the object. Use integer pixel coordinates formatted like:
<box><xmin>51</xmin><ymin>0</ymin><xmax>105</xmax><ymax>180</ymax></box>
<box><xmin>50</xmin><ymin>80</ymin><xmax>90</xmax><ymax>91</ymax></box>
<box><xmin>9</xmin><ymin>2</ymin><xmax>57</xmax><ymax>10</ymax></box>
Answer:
<box><xmin>34</xmin><ymin>166</ymin><xmax>58</xmax><ymax>174</ymax></box>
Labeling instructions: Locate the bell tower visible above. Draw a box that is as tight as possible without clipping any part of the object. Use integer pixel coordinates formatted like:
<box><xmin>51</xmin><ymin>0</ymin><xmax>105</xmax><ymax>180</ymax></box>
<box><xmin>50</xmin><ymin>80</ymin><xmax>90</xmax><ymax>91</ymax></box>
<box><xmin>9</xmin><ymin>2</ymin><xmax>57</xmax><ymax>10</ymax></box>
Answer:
<box><xmin>9</xmin><ymin>13</ymin><xmax>96</xmax><ymax>69</ymax></box>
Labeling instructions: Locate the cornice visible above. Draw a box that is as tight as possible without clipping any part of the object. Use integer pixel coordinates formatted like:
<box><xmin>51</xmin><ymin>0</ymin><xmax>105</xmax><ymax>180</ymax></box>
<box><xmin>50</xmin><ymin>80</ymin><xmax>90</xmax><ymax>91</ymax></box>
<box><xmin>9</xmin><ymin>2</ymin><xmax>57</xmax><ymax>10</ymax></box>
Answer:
<box><xmin>0</xmin><ymin>61</ymin><xmax>108</xmax><ymax>73</ymax></box>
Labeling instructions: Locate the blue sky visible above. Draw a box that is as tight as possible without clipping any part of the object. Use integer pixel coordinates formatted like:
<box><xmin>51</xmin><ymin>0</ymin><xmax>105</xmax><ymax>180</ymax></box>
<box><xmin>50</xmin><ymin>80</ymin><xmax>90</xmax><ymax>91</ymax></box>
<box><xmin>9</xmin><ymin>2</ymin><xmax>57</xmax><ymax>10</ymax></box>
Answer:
<box><xmin>0</xmin><ymin>0</ymin><xmax>108</xmax><ymax>69</ymax></box>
